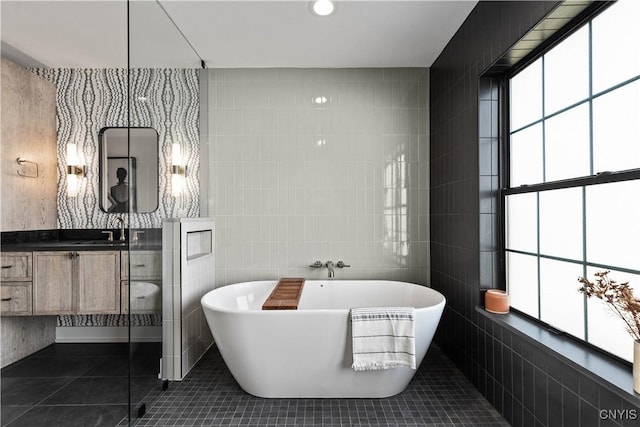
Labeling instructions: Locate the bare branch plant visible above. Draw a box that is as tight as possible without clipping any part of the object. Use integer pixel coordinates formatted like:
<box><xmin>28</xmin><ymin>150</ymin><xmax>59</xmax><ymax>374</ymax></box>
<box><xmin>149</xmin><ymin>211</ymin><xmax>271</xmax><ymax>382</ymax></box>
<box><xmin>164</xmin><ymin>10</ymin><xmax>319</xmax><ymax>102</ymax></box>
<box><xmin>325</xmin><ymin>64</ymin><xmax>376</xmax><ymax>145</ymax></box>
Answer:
<box><xmin>578</xmin><ymin>271</ymin><xmax>640</xmax><ymax>341</ymax></box>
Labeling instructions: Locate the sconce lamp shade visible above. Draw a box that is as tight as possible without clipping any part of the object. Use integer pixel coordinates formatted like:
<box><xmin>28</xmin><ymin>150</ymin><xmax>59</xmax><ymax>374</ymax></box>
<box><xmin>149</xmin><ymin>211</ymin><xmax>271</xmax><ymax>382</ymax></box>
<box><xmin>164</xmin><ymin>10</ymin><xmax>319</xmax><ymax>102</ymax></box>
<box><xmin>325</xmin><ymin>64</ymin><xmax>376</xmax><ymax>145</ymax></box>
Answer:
<box><xmin>172</xmin><ymin>143</ymin><xmax>183</xmax><ymax>166</ymax></box>
<box><xmin>171</xmin><ymin>143</ymin><xmax>186</xmax><ymax>197</ymax></box>
<box><xmin>67</xmin><ymin>173</ymin><xmax>80</xmax><ymax>197</ymax></box>
<box><xmin>171</xmin><ymin>173</ymin><xmax>184</xmax><ymax>197</ymax></box>
<box><xmin>66</xmin><ymin>143</ymin><xmax>84</xmax><ymax>197</ymax></box>
<box><xmin>67</xmin><ymin>143</ymin><xmax>79</xmax><ymax>165</ymax></box>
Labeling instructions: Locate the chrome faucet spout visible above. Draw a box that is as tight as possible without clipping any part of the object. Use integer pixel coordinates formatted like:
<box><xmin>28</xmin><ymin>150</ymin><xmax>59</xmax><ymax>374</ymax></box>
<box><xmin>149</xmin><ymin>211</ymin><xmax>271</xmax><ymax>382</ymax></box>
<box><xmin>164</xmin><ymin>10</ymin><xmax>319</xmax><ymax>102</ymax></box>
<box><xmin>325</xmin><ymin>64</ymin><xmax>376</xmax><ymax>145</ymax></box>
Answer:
<box><xmin>326</xmin><ymin>261</ymin><xmax>335</xmax><ymax>278</ymax></box>
<box><xmin>113</xmin><ymin>217</ymin><xmax>126</xmax><ymax>242</ymax></box>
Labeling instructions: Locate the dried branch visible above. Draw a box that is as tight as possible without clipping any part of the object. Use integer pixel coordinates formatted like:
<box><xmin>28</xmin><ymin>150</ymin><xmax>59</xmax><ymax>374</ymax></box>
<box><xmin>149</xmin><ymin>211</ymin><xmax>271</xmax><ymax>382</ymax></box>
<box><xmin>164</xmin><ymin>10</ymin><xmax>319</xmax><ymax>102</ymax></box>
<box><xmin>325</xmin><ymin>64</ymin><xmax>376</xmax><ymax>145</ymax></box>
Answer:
<box><xmin>578</xmin><ymin>271</ymin><xmax>640</xmax><ymax>341</ymax></box>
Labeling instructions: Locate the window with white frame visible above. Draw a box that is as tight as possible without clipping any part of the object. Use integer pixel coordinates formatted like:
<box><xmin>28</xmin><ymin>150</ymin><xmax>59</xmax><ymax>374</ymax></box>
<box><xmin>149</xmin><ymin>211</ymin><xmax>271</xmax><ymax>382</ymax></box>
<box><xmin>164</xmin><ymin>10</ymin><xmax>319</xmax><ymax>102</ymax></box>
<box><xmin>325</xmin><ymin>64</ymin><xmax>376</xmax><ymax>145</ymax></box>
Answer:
<box><xmin>505</xmin><ymin>0</ymin><xmax>640</xmax><ymax>362</ymax></box>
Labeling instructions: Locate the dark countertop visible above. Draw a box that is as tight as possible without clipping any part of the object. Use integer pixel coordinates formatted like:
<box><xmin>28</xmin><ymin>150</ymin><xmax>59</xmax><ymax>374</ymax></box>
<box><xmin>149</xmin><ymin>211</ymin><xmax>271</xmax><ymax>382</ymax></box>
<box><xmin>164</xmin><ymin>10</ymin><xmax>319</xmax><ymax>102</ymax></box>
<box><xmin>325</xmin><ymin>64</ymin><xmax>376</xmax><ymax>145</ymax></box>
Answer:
<box><xmin>1</xmin><ymin>240</ymin><xmax>129</xmax><ymax>252</ymax></box>
<box><xmin>1</xmin><ymin>228</ymin><xmax>162</xmax><ymax>252</ymax></box>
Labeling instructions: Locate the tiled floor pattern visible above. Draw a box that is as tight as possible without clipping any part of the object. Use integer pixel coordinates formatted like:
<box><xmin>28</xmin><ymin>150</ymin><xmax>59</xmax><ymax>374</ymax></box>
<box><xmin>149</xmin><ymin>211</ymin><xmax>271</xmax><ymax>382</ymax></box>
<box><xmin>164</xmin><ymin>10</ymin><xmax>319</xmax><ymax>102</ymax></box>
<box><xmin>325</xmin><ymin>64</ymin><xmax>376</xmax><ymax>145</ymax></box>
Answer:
<box><xmin>130</xmin><ymin>344</ymin><xmax>508</xmax><ymax>426</ymax></box>
<box><xmin>1</xmin><ymin>342</ymin><xmax>162</xmax><ymax>427</ymax></box>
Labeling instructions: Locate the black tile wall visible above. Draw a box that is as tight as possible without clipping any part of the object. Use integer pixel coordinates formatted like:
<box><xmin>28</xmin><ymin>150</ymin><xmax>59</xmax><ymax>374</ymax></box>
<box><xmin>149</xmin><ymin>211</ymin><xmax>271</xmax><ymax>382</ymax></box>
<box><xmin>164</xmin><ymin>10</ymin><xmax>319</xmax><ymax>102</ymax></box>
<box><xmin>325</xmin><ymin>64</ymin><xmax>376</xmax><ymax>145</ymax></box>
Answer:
<box><xmin>429</xmin><ymin>1</ymin><xmax>640</xmax><ymax>426</ymax></box>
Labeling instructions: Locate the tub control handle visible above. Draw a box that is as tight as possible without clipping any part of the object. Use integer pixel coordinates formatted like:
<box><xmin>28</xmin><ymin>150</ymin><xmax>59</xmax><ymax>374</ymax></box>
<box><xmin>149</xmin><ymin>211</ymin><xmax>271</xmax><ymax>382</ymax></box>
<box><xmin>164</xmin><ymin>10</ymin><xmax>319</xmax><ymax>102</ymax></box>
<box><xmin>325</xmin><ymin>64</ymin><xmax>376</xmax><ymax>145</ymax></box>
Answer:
<box><xmin>336</xmin><ymin>261</ymin><xmax>350</xmax><ymax>268</ymax></box>
<box><xmin>309</xmin><ymin>261</ymin><xmax>323</xmax><ymax>268</ymax></box>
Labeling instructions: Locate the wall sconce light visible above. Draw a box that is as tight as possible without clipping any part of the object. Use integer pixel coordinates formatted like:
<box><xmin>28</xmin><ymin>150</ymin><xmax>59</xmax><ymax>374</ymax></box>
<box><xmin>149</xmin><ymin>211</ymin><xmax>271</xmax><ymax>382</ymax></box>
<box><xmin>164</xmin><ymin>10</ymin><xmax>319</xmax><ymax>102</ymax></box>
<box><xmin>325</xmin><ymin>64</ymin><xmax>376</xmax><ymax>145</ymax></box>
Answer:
<box><xmin>171</xmin><ymin>143</ymin><xmax>186</xmax><ymax>197</ymax></box>
<box><xmin>66</xmin><ymin>143</ymin><xmax>85</xmax><ymax>197</ymax></box>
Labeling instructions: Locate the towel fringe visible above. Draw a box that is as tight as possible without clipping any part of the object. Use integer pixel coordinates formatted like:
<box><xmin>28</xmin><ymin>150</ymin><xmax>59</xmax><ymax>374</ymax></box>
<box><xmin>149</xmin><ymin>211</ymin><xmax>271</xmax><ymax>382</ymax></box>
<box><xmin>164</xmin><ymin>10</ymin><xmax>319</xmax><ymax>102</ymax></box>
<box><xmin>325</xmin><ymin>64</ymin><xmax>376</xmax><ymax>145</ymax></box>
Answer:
<box><xmin>352</xmin><ymin>360</ymin><xmax>416</xmax><ymax>371</ymax></box>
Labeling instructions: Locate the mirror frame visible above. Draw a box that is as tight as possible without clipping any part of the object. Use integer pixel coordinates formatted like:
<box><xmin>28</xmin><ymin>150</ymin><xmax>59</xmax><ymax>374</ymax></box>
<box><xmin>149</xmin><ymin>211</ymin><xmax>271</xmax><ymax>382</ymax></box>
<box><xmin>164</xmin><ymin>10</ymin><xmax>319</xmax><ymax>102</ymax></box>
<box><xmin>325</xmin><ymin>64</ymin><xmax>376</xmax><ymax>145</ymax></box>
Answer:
<box><xmin>98</xmin><ymin>127</ymin><xmax>159</xmax><ymax>214</ymax></box>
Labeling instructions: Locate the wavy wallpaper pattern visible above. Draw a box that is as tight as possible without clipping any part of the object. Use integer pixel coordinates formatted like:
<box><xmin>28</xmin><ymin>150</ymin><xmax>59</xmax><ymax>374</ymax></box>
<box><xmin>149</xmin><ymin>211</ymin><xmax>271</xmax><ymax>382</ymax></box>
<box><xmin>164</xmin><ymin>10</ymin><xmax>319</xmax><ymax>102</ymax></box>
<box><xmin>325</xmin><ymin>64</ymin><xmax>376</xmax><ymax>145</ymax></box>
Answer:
<box><xmin>57</xmin><ymin>314</ymin><xmax>162</xmax><ymax>327</ymax></box>
<box><xmin>31</xmin><ymin>68</ymin><xmax>200</xmax><ymax>328</ymax></box>
<box><xmin>33</xmin><ymin>68</ymin><xmax>200</xmax><ymax>229</ymax></box>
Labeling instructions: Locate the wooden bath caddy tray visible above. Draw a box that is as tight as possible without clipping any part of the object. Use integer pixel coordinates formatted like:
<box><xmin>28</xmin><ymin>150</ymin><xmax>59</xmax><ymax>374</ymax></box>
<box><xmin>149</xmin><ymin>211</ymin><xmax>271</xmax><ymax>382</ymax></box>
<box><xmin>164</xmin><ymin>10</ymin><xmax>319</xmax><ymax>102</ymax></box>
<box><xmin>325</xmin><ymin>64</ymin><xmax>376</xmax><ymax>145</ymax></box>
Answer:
<box><xmin>262</xmin><ymin>278</ymin><xmax>305</xmax><ymax>310</ymax></box>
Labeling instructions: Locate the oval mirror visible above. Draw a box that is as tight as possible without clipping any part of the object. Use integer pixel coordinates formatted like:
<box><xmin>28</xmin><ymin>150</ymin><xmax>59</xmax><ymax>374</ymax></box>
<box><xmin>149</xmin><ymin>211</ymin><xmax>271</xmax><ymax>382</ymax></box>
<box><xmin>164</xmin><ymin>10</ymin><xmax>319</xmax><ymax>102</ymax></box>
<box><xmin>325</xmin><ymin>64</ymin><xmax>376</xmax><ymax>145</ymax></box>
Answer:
<box><xmin>99</xmin><ymin>127</ymin><xmax>159</xmax><ymax>213</ymax></box>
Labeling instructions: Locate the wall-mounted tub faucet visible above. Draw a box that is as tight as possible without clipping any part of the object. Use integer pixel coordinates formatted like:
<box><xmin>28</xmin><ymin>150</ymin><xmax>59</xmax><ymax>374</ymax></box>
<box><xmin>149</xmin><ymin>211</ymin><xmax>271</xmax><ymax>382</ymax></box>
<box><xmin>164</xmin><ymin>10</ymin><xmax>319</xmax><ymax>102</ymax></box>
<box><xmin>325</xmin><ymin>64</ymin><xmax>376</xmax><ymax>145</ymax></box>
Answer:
<box><xmin>309</xmin><ymin>260</ymin><xmax>336</xmax><ymax>278</ymax></box>
<box><xmin>326</xmin><ymin>261</ymin><xmax>335</xmax><ymax>278</ymax></box>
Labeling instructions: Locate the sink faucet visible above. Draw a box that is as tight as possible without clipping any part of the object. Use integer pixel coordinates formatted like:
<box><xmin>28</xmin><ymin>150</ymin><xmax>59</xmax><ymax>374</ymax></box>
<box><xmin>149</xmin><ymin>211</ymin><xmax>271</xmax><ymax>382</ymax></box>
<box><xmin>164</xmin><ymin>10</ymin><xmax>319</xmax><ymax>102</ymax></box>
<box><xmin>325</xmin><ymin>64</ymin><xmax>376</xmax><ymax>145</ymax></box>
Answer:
<box><xmin>326</xmin><ymin>261</ymin><xmax>335</xmax><ymax>278</ymax></box>
<box><xmin>113</xmin><ymin>217</ymin><xmax>126</xmax><ymax>242</ymax></box>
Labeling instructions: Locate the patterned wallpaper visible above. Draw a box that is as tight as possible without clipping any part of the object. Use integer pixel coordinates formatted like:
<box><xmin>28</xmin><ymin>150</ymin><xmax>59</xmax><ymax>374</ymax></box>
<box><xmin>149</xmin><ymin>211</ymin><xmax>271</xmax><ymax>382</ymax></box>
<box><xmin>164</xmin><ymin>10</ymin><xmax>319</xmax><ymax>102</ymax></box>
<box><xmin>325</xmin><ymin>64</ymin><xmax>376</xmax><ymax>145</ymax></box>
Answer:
<box><xmin>33</xmin><ymin>68</ymin><xmax>200</xmax><ymax>229</ymax></box>
<box><xmin>30</xmin><ymin>68</ymin><xmax>199</xmax><ymax>329</ymax></box>
<box><xmin>57</xmin><ymin>314</ymin><xmax>161</xmax><ymax>327</ymax></box>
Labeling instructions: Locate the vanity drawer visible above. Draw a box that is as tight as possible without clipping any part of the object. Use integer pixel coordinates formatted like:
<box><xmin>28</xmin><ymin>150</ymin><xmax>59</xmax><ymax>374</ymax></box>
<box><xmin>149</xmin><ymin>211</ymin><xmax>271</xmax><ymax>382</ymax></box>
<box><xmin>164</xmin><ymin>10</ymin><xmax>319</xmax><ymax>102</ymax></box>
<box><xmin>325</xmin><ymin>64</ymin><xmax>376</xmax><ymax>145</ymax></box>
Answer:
<box><xmin>120</xmin><ymin>280</ymin><xmax>162</xmax><ymax>314</ymax></box>
<box><xmin>1</xmin><ymin>252</ymin><xmax>32</xmax><ymax>281</ymax></box>
<box><xmin>121</xmin><ymin>251</ymin><xmax>162</xmax><ymax>279</ymax></box>
<box><xmin>1</xmin><ymin>283</ymin><xmax>33</xmax><ymax>315</ymax></box>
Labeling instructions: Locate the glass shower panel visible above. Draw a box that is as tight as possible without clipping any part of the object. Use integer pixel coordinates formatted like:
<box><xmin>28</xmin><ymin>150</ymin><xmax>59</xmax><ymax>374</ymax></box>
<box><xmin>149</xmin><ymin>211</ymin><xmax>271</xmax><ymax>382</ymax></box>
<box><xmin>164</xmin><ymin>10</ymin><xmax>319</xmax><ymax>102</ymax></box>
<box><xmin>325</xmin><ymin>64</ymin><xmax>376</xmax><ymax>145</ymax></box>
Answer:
<box><xmin>127</xmin><ymin>1</ymin><xmax>200</xmax><ymax>425</ymax></box>
<box><xmin>1</xmin><ymin>2</ymin><xmax>131</xmax><ymax>426</ymax></box>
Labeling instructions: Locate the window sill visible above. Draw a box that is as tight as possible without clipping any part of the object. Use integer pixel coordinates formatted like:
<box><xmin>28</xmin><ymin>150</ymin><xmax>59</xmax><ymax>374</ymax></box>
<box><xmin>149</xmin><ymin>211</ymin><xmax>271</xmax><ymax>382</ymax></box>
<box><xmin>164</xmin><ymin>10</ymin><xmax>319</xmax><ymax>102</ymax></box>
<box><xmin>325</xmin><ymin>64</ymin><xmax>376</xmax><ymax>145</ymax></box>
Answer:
<box><xmin>476</xmin><ymin>306</ymin><xmax>640</xmax><ymax>404</ymax></box>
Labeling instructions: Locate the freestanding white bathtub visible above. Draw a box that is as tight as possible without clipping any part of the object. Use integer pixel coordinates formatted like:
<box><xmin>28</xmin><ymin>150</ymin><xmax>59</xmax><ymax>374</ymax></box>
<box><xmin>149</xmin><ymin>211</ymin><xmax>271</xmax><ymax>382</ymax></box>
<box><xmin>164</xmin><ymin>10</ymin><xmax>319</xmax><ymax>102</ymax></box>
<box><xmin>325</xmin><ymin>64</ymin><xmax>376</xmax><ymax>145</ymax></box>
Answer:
<box><xmin>201</xmin><ymin>280</ymin><xmax>446</xmax><ymax>398</ymax></box>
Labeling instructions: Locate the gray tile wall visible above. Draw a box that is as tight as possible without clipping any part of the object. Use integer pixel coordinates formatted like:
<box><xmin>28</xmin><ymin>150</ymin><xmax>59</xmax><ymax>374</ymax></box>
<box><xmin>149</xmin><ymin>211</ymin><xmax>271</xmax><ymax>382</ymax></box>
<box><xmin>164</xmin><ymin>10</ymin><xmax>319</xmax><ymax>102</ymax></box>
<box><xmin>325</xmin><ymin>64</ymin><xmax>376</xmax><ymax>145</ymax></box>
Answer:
<box><xmin>429</xmin><ymin>1</ymin><xmax>640</xmax><ymax>426</ymax></box>
<box><xmin>205</xmin><ymin>68</ymin><xmax>430</xmax><ymax>287</ymax></box>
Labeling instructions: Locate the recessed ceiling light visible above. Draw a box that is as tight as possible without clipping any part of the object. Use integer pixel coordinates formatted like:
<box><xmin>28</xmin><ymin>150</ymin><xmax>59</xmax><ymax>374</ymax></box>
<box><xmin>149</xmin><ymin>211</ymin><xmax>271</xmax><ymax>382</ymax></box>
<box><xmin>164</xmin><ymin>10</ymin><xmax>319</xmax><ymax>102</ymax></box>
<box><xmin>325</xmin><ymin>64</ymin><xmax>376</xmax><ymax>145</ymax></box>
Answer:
<box><xmin>310</xmin><ymin>0</ymin><xmax>335</xmax><ymax>17</ymax></box>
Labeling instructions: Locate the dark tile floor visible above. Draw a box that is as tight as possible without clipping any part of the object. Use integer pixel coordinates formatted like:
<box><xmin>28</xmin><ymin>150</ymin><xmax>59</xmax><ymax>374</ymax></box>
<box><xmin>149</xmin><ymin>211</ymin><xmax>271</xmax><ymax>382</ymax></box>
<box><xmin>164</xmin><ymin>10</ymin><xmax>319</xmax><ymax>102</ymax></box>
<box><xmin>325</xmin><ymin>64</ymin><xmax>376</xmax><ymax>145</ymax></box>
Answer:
<box><xmin>1</xmin><ymin>342</ymin><xmax>162</xmax><ymax>427</ymax></box>
<box><xmin>129</xmin><ymin>344</ymin><xmax>509</xmax><ymax>427</ymax></box>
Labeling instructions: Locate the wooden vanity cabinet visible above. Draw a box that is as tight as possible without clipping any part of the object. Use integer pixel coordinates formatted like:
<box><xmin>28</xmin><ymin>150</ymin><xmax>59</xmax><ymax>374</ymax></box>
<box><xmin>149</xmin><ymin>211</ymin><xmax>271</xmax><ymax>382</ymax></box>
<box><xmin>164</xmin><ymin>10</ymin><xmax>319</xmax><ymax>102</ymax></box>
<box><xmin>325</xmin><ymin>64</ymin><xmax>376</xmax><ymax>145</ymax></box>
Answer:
<box><xmin>120</xmin><ymin>250</ymin><xmax>161</xmax><ymax>314</ymax></box>
<box><xmin>77</xmin><ymin>251</ymin><xmax>121</xmax><ymax>314</ymax></box>
<box><xmin>1</xmin><ymin>253</ymin><xmax>32</xmax><ymax>281</ymax></box>
<box><xmin>33</xmin><ymin>251</ymin><xmax>75</xmax><ymax>314</ymax></box>
<box><xmin>1</xmin><ymin>283</ymin><xmax>32</xmax><ymax>315</ymax></box>
<box><xmin>1</xmin><ymin>252</ymin><xmax>33</xmax><ymax>315</ymax></box>
<box><xmin>33</xmin><ymin>251</ymin><xmax>120</xmax><ymax>315</ymax></box>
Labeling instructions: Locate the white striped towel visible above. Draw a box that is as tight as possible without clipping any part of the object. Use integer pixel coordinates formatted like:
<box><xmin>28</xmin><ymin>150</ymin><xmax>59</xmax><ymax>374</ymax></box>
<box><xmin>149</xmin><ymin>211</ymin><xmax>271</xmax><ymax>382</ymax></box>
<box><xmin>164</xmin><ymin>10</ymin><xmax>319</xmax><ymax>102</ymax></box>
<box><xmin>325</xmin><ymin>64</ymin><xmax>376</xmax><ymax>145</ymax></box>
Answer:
<box><xmin>350</xmin><ymin>307</ymin><xmax>416</xmax><ymax>371</ymax></box>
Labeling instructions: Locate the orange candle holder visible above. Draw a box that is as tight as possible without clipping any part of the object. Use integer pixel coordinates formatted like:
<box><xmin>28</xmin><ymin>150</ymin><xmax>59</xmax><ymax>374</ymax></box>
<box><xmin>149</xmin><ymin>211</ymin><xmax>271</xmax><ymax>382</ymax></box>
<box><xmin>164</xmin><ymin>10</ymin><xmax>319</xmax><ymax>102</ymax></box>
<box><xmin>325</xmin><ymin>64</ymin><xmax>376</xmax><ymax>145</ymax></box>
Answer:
<box><xmin>485</xmin><ymin>289</ymin><xmax>509</xmax><ymax>314</ymax></box>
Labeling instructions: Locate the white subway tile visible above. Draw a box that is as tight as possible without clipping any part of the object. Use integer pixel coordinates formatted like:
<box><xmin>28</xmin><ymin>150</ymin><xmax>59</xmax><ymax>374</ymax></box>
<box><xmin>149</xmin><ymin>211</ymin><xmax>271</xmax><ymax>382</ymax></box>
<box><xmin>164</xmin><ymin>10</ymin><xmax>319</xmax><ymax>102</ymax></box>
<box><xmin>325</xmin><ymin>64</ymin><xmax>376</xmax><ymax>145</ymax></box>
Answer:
<box><xmin>207</xmin><ymin>68</ymin><xmax>429</xmax><ymax>286</ymax></box>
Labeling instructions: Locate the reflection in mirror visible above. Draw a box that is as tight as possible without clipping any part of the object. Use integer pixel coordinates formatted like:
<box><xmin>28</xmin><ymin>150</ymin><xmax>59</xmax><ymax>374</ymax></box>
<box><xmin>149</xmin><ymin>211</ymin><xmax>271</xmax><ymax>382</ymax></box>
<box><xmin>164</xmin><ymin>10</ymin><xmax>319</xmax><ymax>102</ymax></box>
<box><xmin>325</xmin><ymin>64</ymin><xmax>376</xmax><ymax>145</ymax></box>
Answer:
<box><xmin>99</xmin><ymin>127</ymin><xmax>159</xmax><ymax>213</ymax></box>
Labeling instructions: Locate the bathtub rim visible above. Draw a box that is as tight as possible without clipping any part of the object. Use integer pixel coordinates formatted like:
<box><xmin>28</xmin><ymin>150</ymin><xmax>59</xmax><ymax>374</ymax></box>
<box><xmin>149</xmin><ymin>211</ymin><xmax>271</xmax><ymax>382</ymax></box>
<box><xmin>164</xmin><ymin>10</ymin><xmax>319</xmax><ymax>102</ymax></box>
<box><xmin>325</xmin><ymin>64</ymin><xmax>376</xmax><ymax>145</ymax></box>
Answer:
<box><xmin>201</xmin><ymin>279</ymin><xmax>446</xmax><ymax>314</ymax></box>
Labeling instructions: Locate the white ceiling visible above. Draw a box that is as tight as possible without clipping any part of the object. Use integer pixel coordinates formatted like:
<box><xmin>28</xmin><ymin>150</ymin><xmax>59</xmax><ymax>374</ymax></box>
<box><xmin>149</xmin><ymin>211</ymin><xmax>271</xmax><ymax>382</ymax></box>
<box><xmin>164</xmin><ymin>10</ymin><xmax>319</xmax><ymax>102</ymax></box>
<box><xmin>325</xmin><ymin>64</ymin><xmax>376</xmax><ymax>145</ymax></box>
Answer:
<box><xmin>1</xmin><ymin>0</ymin><xmax>477</xmax><ymax>69</ymax></box>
